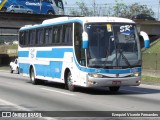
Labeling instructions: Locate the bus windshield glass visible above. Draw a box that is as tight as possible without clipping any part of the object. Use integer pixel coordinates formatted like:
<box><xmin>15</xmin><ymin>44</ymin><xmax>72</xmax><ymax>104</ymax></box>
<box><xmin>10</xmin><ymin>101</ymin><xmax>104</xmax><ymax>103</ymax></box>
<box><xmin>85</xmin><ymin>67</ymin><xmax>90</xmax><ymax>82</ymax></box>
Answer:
<box><xmin>85</xmin><ymin>23</ymin><xmax>141</xmax><ymax>68</ymax></box>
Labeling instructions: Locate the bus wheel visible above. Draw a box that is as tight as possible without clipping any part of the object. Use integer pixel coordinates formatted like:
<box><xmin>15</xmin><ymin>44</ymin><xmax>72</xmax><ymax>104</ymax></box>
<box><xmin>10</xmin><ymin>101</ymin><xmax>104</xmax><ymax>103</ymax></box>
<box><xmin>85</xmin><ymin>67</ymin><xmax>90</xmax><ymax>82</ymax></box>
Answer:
<box><xmin>109</xmin><ymin>86</ymin><xmax>120</xmax><ymax>93</ymax></box>
<box><xmin>16</xmin><ymin>67</ymin><xmax>20</xmax><ymax>74</ymax></box>
<box><xmin>27</xmin><ymin>11</ymin><xmax>31</xmax><ymax>14</ymax></box>
<box><xmin>10</xmin><ymin>67</ymin><xmax>13</xmax><ymax>73</ymax></box>
<box><xmin>47</xmin><ymin>11</ymin><xmax>54</xmax><ymax>15</ymax></box>
<box><xmin>30</xmin><ymin>68</ymin><xmax>38</xmax><ymax>85</ymax></box>
<box><xmin>66</xmin><ymin>71</ymin><xmax>75</xmax><ymax>91</ymax></box>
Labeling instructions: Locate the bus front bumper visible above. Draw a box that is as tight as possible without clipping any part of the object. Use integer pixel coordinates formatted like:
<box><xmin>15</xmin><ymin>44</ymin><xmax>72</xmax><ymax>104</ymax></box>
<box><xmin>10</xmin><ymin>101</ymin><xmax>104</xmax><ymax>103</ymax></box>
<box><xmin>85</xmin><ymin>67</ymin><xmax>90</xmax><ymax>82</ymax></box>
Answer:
<box><xmin>87</xmin><ymin>76</ymin><xmax>141</xmax><ymax>87</ymax></box>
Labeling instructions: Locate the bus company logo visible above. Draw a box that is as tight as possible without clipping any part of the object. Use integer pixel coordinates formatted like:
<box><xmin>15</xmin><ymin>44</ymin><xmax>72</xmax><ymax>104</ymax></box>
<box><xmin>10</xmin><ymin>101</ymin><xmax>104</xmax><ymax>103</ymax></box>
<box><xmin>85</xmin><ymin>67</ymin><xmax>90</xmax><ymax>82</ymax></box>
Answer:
<box><xmin>2</xmin><ymin>112</ymin><xmax>12</xmax><ymax>117</ymax></box>
<box><xmin>30</xmin><ymin>49</ymin><xmax>35</xmax><ymax>58</ymax></box>
<box><xmin>116</xmin><ymin>74</ymin><xmax>119</xmax><ymax>77</ymax></box>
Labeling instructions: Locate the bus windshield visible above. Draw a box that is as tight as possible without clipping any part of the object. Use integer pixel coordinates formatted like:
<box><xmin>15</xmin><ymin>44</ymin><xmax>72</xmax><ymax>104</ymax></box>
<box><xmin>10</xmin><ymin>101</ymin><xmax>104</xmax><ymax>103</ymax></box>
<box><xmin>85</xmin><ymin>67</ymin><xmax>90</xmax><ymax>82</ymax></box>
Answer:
<box><xmin>85</xmin><ymin>23</ymin><xmax>141</xmax><ymax>68</ymax></box>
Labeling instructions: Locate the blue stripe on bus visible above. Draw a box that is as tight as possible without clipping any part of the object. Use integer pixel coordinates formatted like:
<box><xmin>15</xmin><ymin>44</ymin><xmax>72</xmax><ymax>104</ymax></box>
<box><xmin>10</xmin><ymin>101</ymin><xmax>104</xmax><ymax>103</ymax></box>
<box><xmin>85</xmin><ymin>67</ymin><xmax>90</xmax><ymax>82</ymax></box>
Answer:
<box><xmin>78</xmin><ymin>66</ymin><xmax>141</xmax><ymax>74</ymax></box>
<box><xmin>36</xmin><ymin>48</ymin><xmax>73</xmax><ymax>58</ymax></box>
<box><xmin>19</xmin><ymin>63</ymin><xmax>30</xmax><ymax>74</ymax></box>
<box><xmin>35</xmin><ymin>61</ymin><xmax>63</xmax><ymax>78</ymax></box>
<box><xmin>18</xmin><ymin>51</ymin><xmax>29</xmax><ymax>57</ymax></box>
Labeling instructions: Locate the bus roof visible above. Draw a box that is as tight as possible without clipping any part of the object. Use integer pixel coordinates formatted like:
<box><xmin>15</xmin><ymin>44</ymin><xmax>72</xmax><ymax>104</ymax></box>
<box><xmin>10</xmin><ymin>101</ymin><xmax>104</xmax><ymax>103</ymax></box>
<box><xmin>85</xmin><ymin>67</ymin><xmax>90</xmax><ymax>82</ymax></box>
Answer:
<box><xmin>20</xmin><ymin>17</ymin><xmax>135</xmax><ymax>30</ymax></box>
<box><xmin>42</xmin><ymin>17</ymin><xmax>135</xmax><ymax>24</ymax></box>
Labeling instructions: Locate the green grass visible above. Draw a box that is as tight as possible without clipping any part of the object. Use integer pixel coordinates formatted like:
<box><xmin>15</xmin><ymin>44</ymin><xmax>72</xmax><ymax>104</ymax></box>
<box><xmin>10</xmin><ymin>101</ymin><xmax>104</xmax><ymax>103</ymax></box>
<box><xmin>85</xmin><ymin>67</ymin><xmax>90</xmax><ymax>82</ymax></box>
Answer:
<box><xmin>142</xmin><ymin>76</ymin><xmax>160</xmax><ymax>85</ymax></box>
<box><xmin>0</xmin><ymin>66</ymin><xmax>10</xmax><ymax>70</ymax></box>
<box><xmin>143</xmin><ymin>39</ymin><xmax>160</xmax><ymax>53</ymax></box>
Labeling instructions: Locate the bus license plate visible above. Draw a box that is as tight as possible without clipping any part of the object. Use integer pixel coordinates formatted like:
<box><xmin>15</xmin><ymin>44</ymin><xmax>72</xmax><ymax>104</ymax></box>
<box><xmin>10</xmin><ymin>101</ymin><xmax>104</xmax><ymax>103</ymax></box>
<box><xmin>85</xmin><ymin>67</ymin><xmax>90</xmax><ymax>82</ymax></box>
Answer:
<box><xmin>112</xmin><ymin>81</ymin><xmax>121</xmax><ymax>85</ymax></box>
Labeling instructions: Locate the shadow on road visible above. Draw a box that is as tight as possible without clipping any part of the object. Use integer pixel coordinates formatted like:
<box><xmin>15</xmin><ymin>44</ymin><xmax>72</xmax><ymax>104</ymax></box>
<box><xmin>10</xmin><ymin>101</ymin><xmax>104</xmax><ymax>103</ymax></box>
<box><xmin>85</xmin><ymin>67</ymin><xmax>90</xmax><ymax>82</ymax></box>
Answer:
<box><xmin>26</xmin><ymin>80</ymin><xmax>160</xmax><ymax>95</ymax></box>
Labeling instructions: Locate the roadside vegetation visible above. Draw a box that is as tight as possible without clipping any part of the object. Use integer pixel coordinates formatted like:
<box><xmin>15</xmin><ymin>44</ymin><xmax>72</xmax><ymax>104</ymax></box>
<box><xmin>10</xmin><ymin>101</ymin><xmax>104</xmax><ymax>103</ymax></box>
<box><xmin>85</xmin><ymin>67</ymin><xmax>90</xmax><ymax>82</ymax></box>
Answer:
<box><xmin>69</xmin><ymin>0</ymin><xmax>154</xmax><ymax>18</ymax></box>
<box><xmin>142</xmin><ymin>76</ymin><xmax>160</xmax><ymax>85</ymax></box>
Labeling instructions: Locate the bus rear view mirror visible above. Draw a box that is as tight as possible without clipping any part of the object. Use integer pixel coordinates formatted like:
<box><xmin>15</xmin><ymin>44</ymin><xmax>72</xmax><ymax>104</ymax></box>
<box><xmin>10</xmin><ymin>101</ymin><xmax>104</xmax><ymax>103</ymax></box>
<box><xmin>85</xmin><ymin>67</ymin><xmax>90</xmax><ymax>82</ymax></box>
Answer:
<box><xmin>82</xmin><ymin>31</ymin><xmax>89</xmax><ymax>49</ymax></box>
<box><xmin>140</xmin><ymin>31</ymin><xmax>150</xmax><ymax>48</ymax></box>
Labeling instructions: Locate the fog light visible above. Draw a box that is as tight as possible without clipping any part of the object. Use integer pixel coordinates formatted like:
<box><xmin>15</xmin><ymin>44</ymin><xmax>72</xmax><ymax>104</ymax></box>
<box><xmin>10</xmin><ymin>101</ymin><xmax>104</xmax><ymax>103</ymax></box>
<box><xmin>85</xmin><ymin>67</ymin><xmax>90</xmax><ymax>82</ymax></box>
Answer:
<box><xmin>136</xmin><ymin>80</ymin><xmax>141</xmax><ymax>84</ymax></box>
<box><xmin>88</xmin><ymin>80</ymin><xmax>96</xmax><ymax>85</ymax></box>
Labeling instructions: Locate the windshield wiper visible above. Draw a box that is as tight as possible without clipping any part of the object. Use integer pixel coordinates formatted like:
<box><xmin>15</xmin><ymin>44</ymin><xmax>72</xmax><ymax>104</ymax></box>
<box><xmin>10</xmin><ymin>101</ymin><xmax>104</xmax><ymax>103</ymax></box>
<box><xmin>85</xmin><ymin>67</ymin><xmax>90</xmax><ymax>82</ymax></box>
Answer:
<box><xmin>118</xmin><ymin>49</ymin><xmax>131</xmax><ymax>67</ymax></box>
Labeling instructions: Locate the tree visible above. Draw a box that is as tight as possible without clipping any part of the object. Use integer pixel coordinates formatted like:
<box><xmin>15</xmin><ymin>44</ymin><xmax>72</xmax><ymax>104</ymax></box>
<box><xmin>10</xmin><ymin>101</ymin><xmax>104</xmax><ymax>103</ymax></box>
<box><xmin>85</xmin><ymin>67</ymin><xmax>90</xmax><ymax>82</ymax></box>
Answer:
<box><xmin>68</xmin><ymin>0</ymin><xmax>155</xmax><ymax>18</ymax></box>
<box><xmin>69</xmin><ymin>0</ymin><xmax>93</xmax><ymax>16</ymax></box>
<box><xmin>113</xmin><ymin>0</ymin><xmax>129</xmax><ymax>17</ymax></box>
<box><xmin>129</xmin><ymin>3</ymin><xmax>154</xmax><ymax>17</ymax></box>
<box><xmin>112</xmin><ymin>0</ymin><xmax>155</xmax><ymax>18</ymax></box>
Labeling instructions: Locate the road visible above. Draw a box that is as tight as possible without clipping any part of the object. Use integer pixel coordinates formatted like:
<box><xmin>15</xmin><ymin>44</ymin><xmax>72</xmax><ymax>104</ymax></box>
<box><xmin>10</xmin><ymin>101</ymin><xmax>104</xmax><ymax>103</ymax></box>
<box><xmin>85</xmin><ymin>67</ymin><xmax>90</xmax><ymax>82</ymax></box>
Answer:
<box><xmin>0</xmin><ymin>71</ymin><xmax>160</xmax><ymax>120</ymax></box>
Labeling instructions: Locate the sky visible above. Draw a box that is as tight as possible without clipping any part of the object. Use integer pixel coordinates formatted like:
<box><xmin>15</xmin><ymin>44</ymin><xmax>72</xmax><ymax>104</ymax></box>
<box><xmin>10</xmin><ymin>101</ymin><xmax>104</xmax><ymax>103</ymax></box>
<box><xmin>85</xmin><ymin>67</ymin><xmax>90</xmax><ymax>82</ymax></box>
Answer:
<box><xmin>63</xmin><ymin>0</ymin><xmax>160</xmax><ymax>18</ymax></box>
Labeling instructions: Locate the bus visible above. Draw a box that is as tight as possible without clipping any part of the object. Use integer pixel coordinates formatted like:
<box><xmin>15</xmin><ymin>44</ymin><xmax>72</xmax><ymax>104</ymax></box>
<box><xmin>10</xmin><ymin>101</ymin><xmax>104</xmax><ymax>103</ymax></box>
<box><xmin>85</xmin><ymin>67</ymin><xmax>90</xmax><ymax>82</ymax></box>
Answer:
<box><xmin>0</xmin><ymin>0</ymin><xmax>64</xmax><ymax>15</ymax></box>
<box><xmin>18</xmin><ymin>17</ymin><xmax>150</xmax><ymax>92</ymax></box>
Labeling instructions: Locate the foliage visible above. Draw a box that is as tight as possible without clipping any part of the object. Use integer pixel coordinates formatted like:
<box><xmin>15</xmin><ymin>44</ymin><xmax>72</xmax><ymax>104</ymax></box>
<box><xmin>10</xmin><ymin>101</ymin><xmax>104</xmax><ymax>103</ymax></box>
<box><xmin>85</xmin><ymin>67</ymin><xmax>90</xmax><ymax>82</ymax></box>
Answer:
<box><xmin>68</xmin><ymin>0</ymin><xmax>155</xmax><ymax>18</ymax></box>
<box><xmin>142</xmin><ymin>76</ymin><xmax>160</xmax><ymax>85</ymax></box>
<box><xmin>69</xmin><ymin>0</ymin><xmax>93</xmax><ymax>16</ymax></box>
<box><xmin>113</xmin><ymin>0</ymin><xmax>128</xmax><ymax>17</ymax></box>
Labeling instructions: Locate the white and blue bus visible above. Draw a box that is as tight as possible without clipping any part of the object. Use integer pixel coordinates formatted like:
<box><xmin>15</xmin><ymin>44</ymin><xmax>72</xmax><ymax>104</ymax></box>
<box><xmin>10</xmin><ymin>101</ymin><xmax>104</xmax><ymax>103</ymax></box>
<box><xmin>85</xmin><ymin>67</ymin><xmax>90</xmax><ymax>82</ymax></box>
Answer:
<box><xmin>18</xmin><ymin>17</ymin><xmax>150</xmax><ymax>92</ymax></box>
<box><xmin>0</xmin><ymin>0</ymin><xmax>64</xmax><ymax>15</ymax></box>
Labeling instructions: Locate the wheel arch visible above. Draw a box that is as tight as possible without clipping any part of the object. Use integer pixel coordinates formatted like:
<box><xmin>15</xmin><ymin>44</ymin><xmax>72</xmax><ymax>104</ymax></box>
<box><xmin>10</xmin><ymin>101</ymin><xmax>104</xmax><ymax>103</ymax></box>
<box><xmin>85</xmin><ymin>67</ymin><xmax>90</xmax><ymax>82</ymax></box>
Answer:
<box><xmin>29</xmin><ymin>64</ymin><xmax>35</xmax><ymax>76</ymax></box>
<box><xmin>47</xmin><ymin>10</ymin><xmax>55</xmax><ymax>15</ymax></box>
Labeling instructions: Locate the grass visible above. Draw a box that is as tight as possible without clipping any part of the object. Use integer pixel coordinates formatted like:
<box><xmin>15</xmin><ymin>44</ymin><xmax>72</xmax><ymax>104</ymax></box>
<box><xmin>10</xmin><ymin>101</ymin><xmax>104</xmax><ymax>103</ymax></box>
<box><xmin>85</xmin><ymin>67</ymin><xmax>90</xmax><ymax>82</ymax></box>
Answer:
<box><xmin>143</xmin><ymin>39</ymin><xmax>160</xmax><ymax>53</ymax></box>
<box><xmin>0</xmin><ymin>66</ymin><xmax>10</xmax><ymax>70</ymax></box>
<box><xmin>141</xmin><ymin>76</ymin><xmax>160</xmax><ymax>86</ymax></box>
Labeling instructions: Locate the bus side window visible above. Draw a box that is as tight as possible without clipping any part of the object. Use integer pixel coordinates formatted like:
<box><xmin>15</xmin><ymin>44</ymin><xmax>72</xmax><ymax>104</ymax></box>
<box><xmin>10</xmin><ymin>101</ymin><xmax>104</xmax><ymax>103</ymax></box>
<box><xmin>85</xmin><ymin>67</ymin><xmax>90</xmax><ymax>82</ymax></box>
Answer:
<box><xmin>36</xmin><ymin>29</ymin><xmax>43</xmax><ymax>45</ymax></box>
<box><xmin>29</xmin><ymin>30</ymin><xmax>36</xmax><ymax>46</ymax></box>
<box><xmin>54</xmin><ymin>26</ymin><xmax>62</xmax><ymax>44</ymax></box>
<box><xmin>19</xmin><ymin>31</ymin><xmax>25</xmax><ymax>46</ymax></box>
<box><xmin>25</xmin><ymin>31</ymin><xmax>29</xmax><ymax>46</ymax></box>
<box><xmin>45</xmin><ymin>28</ymin><xmax>52</xmax><ymax>45</ymax></box>
<box><xmin>63</xmin><ymin>23</ymin><xmax>73</xmax><ymax>45</ymax></box>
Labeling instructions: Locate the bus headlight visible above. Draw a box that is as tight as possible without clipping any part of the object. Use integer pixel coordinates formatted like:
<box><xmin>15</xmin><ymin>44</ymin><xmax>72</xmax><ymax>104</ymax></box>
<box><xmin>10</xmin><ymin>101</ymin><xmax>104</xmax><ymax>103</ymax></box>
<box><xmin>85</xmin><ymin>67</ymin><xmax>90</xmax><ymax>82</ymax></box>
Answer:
<box><xmin>134</xmin><ymin>72</ymin><xmax>141</xmax><ymax>77</ymax></box>
<box><xmin>88</xmin><ymin>73</ymin><xmax>103</xmax><ymax>78</ymax></box>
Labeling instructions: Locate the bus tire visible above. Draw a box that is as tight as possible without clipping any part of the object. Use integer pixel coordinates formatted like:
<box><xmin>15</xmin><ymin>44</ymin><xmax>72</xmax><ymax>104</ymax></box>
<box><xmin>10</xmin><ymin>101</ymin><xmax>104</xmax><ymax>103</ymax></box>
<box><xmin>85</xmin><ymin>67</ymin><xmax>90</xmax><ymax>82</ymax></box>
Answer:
<box><xmin>109</xmin><ymin>86</ymin><xmax>120</xmax><ymax>93</ymax></box>
<box><xmin>11</xmin><ymin>10</ymin><xmax>14</xmax><ymax>12</ymax></box>
<box><xmin>66</xmin><ymin>71</ymin><xmax>75</xmax><ymax>91</ymax></box>
<box><xmin>16</xmin><ymin>67</ymin><xmax>20</xmax><ymax>74</ymax></box>
<box><xmin>27</xmin><ymin>11</ymin><xmax>31</xmax><ymax>14</ymax></box>
<box><xmin>47</xmin><ymin>10</ymin><xmax>54</xmax><ymax>15</ymax></box>
<box><xmin>10</xmin><ymin>67</ymin><xmax>13</xmax><ymax>73</ymax></box>
<box><xmin>30</xmin><ymin>68</ymin><xmax>39</xmax><ymax>85</ymax></box>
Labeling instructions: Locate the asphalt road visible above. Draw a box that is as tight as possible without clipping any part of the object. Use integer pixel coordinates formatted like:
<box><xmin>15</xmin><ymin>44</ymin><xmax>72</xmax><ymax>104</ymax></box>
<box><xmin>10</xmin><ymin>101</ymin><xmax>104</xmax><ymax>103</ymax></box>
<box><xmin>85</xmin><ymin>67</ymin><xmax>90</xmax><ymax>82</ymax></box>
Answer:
<box><xmin>0</xmin><ymin>71</ymin><xmax>160</xmax><ymax>120</ymax></box>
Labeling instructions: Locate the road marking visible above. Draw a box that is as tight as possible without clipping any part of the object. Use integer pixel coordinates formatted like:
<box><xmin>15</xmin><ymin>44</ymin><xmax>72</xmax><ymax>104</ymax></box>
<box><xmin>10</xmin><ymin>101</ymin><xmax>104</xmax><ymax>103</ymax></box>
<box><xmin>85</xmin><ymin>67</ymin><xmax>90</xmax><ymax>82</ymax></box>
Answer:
<box><xmin>0</xmin><ymin>98</ymin><xmax>30</xmax><ymax>111</ymax></box>
<box><xmin>121</xmin><ymin>89</ymin><xmax>149</xmax><ymax>94</ymax></box>
<box><xmin>41</xmin><ymin>88</ymin><xmax>75</xmax><ymax>96</ymax></box>
<box><xmin>0</xmin><ymin>98</ymin><xmax>58</xmax><ymax>120</ymax></box>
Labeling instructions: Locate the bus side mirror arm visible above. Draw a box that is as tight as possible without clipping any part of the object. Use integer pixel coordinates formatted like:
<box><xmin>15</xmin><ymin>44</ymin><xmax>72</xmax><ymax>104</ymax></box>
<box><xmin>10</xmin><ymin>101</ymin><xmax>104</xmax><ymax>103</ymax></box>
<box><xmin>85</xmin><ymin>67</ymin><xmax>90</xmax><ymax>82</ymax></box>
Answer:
<box><xmin>140</xmin><ymin>31</ymin><xmax>150</xmax><ymax>48</ymax></box>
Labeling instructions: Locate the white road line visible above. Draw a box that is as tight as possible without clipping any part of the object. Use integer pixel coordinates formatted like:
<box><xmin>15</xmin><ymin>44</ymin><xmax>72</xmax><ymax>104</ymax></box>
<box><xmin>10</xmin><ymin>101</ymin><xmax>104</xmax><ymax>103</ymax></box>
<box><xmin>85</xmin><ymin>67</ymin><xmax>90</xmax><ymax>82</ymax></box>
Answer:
<box><xmin>0</xmin><ymin>98</ymin><xmax>57</xmax><ymax>120</ymax></box>
<box><xmin>41</xmin><ymin>88</ymin><xmax>75</xmax><ymax>96</ymax></box>
<box><xmin>0</xmin><ymin>98</ymin><xmax>30</xmax><ymax>111</ymax></box>
<box><xmin>121</xmin><ymin>89</ymin><xmax>149</xmax><ymax>94</ymax></box>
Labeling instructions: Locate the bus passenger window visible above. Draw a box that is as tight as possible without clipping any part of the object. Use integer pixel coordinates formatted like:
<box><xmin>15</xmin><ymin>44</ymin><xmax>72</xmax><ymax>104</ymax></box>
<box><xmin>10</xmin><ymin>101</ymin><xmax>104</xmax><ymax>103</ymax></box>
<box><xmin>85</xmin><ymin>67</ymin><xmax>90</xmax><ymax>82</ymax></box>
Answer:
<box><xmin>25</xmin><ymin>31</ymin><xmax>29</xmax><ymax>46</ymax></box>
<box><xmin>29</xmin><ymin>30</ymin><xmax>36</xmax><ymax>46</ymax></box>
<box><xmin>54</xmin><ymin>26</ymin><xmax>62</xmax><ymax>44</ymax></box>
<box><xmin>44</xmin><ymin>28</ymin><xmax>53</xmax><ymax>45</ymax></box>
<box><xmin>36</xmin><ymin>29</ymin><xmax>44</xmax><ymax>45</ymax></box>
<box><xmin>63</xmin><ymin>24</ymin><xmax>73</xmax><ymax>45</ymax></box>
<box><xmin>19</xmin><ymin>32</ymin><xmax>25</xmax><ymax>46</ymax></box>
